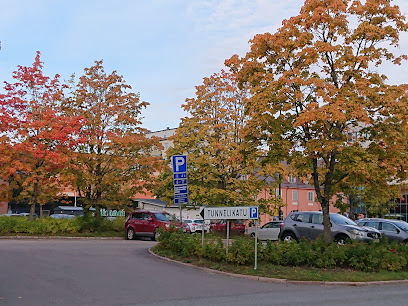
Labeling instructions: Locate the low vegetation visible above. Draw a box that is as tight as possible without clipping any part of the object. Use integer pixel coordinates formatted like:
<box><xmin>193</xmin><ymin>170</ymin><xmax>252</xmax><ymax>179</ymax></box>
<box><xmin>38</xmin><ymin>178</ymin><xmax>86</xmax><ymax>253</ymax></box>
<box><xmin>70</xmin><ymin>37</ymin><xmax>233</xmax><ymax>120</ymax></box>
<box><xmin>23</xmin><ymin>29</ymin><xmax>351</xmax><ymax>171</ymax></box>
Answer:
<box><xmin>0</xmin><ymin>216</ymin><xmax>126</xmax><ymax>237</ymax></box>
<box><xmin>152</xmin><ymin>228</ymin><xmax>408</xmax><ymax>281</ymax></box>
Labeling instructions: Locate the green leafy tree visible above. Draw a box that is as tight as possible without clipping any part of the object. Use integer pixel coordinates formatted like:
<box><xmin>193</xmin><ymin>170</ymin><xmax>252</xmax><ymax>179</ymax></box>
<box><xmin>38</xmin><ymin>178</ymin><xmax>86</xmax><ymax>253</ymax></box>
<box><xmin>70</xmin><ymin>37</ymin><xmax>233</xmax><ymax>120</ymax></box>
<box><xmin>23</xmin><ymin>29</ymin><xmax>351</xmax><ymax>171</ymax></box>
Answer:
<box><xmin>228</xmin><ymin>0</ymin><xmax>408</xmax><ymax>242</ymax></box>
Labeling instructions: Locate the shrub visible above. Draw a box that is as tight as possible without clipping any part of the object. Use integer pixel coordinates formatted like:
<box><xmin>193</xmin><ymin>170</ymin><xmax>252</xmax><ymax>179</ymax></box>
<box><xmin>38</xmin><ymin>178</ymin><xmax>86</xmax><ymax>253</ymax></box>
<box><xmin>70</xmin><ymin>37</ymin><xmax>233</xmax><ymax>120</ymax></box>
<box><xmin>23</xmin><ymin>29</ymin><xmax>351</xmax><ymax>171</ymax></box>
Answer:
<box><xmin>202</xmin><ymin>238</ymin><xmax>226</xmax><ymax>262</ymax></box>
<box><xmin>0</xmin><ymin>215</ymin><xmax>123</xmax><ymax>235</ymax></box>
<box><xmin>154</xmin><ymin>232</ymin><xmax>408</xmax><ymax>272</ymax></box>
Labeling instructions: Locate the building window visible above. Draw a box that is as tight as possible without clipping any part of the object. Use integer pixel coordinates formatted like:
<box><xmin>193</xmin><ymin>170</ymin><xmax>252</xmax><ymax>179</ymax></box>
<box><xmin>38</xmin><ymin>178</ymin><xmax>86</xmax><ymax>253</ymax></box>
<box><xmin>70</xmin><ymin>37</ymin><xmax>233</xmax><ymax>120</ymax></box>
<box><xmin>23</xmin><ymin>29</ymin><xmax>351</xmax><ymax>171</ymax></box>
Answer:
<box><xmin>292</xmin><ymin>190</ymin><xmax>298</xmax><ymax>202</ymax></box>
<box><xmin>164</xmin><ymin>143</ymin><xmax>169</xmax><ymax>150</ymax></box>
<box><xmin>289</xmin><ymin>175</ymin><xmax>296</xmax><ymax>183</ymax></box>
<box><xmin>275</xmin><ymin>188</ymin><xmax>281</xmax><ymax>197</ymax></box>
<box><xmin>308</xmin><ymin>191</ymin><xmax>314</xmax><ymax>202</ymax></box>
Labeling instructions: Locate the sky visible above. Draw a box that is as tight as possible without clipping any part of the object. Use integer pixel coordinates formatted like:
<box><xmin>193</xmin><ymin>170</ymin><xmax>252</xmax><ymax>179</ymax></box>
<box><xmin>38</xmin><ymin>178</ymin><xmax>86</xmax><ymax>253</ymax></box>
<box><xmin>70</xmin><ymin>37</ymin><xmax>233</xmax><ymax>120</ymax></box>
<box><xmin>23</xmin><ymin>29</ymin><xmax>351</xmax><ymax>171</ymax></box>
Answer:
<box><xmin>1</xmin><ymin>0</ymin><xmax>408</xmax><ymax>132</ymax></box>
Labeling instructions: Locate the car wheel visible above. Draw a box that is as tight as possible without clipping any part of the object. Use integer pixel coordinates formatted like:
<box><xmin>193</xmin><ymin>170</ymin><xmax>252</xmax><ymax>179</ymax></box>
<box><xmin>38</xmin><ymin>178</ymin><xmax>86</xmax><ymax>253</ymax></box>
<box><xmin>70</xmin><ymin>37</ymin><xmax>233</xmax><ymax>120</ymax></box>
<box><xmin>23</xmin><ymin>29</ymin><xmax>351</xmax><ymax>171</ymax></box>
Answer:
<box><xmin>152</xmin><ymin>230</ymin><xmax>160</xmax><ymax>241</ymax></box>
<box><xmin>250</xmin><ymin>232</ymin><xmax>255</xmax><ymax>238</ymax></box>
<box><xmin>127</xmin><ymin>228</ymin><xmax>135</xmax><ymax>240</ymax></box>
<box><xmin>335</xmin><ymin>235</ymin><xmax>348</xmax><ymax>246</ymax></box>
<box><xmin>281</xmin><ymin>232</ymin><xmax>296</xmax><ymax>242</ymax></box>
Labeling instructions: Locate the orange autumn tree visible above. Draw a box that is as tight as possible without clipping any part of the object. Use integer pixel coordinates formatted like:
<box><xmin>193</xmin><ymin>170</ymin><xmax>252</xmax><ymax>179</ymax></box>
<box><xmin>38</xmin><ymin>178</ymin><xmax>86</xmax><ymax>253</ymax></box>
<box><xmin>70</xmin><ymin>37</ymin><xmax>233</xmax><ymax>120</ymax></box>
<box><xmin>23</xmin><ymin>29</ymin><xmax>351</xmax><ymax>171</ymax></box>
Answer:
<box><xmin>228</xmin><ymin>0</ymin><xmax>408</xmax><ymax>242</ymax></box>
<box><xmin>156</xmin><ymin>70</ymin><xmax>282</xmax><ymax>213</ymax></box>
<box><xmin>63</xmin><ymin>61</ymin><xmax>162</xmax><ymax>214</ymax></box>
<box><xmin>0</xmin><ymin>52</ymin><xmax>83</xmax><ymax>219</ymax></box>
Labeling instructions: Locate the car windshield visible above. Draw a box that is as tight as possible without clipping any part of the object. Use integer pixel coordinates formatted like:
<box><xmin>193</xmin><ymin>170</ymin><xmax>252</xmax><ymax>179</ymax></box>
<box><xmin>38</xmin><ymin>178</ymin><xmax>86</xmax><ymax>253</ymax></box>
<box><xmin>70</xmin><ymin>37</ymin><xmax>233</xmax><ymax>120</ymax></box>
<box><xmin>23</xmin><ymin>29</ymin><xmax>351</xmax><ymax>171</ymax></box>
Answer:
<box><xmin>153</xmin><ymin>213</ymin><xmax>169</xmax><ymax>221</ymax></box>
<box><xmin>166</xmin><ymin>214</ymin><xmax>178</xmax><ymax>222</ymax></box>
<box><xmin>330</xmin><ymin>214</ymin><xmax>357</xmax><ymax>225</ymax></box>
<box><xmin>194</xmin><ymin>220</ymin><xmax>203</xmax><ymax>224</ymax></box>
<box><xmin>394</xmin><ymin>221</ymin><xmax>408</xmax><ymax>232</ymax></box>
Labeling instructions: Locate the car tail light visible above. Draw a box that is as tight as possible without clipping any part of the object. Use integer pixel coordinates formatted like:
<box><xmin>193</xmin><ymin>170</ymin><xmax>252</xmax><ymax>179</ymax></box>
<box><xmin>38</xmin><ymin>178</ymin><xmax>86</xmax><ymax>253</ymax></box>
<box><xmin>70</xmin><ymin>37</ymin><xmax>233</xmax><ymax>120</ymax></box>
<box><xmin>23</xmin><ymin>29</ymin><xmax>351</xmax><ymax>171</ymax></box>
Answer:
<box><xmin>280</xmin><ymin>223</ymin><xmax>284</xmax><ymax>228</ymax></box>
<box><xmin>192</xmin><ymin>223</ymin><xmax>198</xmax><ymax>226</ymax></box>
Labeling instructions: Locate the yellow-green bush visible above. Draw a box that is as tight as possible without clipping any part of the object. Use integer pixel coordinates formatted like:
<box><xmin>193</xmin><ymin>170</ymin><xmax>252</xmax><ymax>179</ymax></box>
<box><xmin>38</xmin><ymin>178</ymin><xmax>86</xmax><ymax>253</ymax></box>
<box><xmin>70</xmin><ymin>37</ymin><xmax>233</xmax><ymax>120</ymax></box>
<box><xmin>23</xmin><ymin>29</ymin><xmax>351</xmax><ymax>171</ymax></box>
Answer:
<box><xmin>0</xmin><ymin>216</ymin><xmax>125</xmax><ymax>235</ymax></box>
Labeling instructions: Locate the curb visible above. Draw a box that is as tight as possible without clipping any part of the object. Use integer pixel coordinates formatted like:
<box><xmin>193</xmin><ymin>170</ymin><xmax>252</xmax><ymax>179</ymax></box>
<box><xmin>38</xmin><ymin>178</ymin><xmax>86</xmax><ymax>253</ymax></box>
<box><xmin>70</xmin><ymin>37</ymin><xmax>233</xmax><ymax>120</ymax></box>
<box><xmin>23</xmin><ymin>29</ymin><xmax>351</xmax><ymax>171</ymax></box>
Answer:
<box><xmin>0</xmin><ymin>236</ymin><xmax>125</xmax><ymax>240</ymax></box>
<box><xmin>148</xmin><ymin>248</ymin><xmax>408</xmax><ymax>286</ymax></box>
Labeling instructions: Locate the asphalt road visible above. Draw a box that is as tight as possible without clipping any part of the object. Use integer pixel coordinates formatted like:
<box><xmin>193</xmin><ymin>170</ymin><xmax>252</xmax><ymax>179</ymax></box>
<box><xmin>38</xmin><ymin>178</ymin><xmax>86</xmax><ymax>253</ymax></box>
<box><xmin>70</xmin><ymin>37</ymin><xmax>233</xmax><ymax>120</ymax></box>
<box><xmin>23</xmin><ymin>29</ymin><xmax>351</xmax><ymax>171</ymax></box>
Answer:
<box><xmin>1</xmin><ymin>239</ymin><xmax>408</xmax><ymax>306</ymax></box>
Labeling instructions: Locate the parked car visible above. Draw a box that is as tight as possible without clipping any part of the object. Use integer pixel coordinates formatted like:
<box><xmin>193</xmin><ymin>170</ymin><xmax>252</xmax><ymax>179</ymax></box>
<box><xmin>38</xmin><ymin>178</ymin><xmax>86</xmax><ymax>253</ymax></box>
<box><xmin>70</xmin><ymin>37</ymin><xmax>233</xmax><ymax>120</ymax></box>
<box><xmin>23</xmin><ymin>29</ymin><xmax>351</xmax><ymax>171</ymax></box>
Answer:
<box><xmin>125</xmin><ymin>210</ymin><xmax>170</xmax><ymax>241</ymax></box>
<box><xmin>50</xmin><ymin>214</ymin><xmax>76</xmax><ymax>220</ymax></box>
<box><xmin>18</xmin><ymin>213</ymin><xmax>39</xmax><ymax>218</ymax></box>
<box><xmin>279</xmin><ymin>211</ymin><xmax>381</xmax><ymax>244</ymax></box>
<box><xmin>356</xmin><ymin>218</ymin><xmax>408</xmax><ymax>244</ymax></box>
<box><xmin>210</xmin><ymin>220</ymin><xmax>246</xmax><ymax>234</ymax></box>
<box><xmin>247</xmin><ymin>221</ymin><xmax>282</xmax><ymax>241</ymax></box>
<box><xmin>164</xmin><ymin>213</ymin><xmax>190</xmax><ymax>233</ymax></box>
<box><xmin>183</xmin><ymin>219</ymin><xmax>209</xmax><ymax>233</ymax></box>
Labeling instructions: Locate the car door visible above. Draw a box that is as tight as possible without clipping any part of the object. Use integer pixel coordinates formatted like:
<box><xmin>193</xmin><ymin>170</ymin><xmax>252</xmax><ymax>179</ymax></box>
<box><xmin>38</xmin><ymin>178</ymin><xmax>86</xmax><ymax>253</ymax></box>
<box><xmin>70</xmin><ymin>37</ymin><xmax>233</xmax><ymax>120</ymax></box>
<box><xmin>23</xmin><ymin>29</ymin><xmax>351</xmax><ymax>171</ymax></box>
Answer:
<box><xmin>143</xmin><ymin>212</ymin><xmax>156</xmax><ymax>234</ymax></box>
<box><xmin>257</xmin><ymin>222</ymin><xmax>270</xmax><ymax>240</ymax></box>
<box><xmin>294</xmin><ymin>213</ymin><xmax>311</xmax><ymax>239</ymax></box>
<box><xmin>381</xmin><ymin>221</ymin><xmax>402</xmax><ymax>242</ymax></box>
<box><xmin>309</xmin><ymin>213</ymin><xmax>324</xmax><ymax>239</ymax></box>
<box><xmin>259</xmin><ymin>222</ymin><xmax>281</xmax><ymax>240</ymax></box>
<box><xmin>131</xmin><ymin>212</ymin><xmax>144</xmax><ymax>234</ymax></box>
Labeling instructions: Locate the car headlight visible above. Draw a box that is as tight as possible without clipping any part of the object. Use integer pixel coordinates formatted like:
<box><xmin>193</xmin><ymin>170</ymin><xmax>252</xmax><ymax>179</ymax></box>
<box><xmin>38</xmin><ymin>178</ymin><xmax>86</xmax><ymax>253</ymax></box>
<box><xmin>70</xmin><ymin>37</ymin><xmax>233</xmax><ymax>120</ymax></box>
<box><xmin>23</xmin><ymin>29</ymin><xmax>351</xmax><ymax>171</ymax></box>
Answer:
<box><xmin>349</xmin><ymin>229</ymin><xmax>364</xmax><ymax>236</ymax></box>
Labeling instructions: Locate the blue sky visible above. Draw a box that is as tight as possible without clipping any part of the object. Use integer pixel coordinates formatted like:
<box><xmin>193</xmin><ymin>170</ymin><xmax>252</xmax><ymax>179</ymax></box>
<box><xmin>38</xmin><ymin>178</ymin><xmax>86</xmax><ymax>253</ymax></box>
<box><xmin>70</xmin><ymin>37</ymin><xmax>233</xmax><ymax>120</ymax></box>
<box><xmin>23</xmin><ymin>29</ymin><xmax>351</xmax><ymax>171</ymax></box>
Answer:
<box><xmin>1</xmin><ymin>0</ymin><xmax>408</xmax><ymax>132</ymax></box>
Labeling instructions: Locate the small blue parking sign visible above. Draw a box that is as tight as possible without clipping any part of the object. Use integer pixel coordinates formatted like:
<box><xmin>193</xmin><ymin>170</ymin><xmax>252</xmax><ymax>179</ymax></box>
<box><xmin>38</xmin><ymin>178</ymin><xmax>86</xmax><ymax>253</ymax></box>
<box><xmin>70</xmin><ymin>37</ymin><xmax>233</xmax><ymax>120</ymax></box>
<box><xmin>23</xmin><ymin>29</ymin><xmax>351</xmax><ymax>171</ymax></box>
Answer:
<box><xmin>172</xmin><ymin>155</ymin><xmax>188</xmax><ymax>204</ymax></box>
<box><xmin>250</xmin><ymin>207</ymin><xmax>258</xmax><ymax>219</ymax></box>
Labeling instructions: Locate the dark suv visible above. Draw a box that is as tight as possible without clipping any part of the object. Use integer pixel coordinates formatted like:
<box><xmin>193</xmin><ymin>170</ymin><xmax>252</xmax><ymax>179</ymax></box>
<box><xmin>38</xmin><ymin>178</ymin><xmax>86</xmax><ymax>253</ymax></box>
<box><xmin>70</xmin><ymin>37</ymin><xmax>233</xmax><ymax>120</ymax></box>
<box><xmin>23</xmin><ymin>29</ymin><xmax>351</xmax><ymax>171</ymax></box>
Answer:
<box><xmin>125</xmin><ymin>210</ymin><xmax>170</xmax><ymax>241</ymax></box>
<box><xmin>279</xmin><ymin>211</ymin><xmax>380</xmax><ymax>244</ymax></box>
<box><xmin>356</xmin><ymin>218</ymin><xmax>408</xmax><ymax>244</ymax></box>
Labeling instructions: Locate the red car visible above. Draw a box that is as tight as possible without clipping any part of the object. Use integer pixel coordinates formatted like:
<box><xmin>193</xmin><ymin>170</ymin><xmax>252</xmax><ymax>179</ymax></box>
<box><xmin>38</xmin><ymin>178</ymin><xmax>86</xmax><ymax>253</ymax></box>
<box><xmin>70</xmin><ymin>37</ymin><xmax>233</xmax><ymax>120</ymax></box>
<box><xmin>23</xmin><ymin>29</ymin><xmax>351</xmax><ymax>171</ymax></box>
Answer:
<box><xmin>125</xmin><ymin>210</ymin><xmax>171</xmax><ymax>241</ymax></box>
<box><xmin>210</xmin><ymin>220</ymin><xmax>246</xmax><ymax>234</ymax></box>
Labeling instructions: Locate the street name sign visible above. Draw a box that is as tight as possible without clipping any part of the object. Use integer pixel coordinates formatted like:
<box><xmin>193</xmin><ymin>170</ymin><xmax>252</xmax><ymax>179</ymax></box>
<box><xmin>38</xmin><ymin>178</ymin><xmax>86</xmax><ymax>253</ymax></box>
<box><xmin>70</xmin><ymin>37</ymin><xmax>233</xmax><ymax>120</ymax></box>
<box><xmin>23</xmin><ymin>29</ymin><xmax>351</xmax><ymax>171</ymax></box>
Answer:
<box><xmin>199</xmin><ymin>206</ymin><xmax>258</xmax><ymax>220</ymax></box>
<box><xmin>172</xmin><ymin>155</ymin><xmax>188</xmax><ymax>204</ymax></box>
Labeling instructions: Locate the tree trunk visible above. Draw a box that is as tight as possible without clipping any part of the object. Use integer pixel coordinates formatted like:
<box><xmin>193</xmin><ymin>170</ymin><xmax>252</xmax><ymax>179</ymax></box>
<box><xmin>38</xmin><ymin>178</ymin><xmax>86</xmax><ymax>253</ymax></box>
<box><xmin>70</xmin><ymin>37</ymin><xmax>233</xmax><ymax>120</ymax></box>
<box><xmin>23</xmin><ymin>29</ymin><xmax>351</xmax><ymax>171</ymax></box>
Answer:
<box><xmin>321</xmin><ymin>198</ymin><xmax>331</xmax><ymax>243</ymax></box>
<box><xmin>30</xmin><ymin>182</ymin><xmax>38</xmax><ymax>221</ymax></box>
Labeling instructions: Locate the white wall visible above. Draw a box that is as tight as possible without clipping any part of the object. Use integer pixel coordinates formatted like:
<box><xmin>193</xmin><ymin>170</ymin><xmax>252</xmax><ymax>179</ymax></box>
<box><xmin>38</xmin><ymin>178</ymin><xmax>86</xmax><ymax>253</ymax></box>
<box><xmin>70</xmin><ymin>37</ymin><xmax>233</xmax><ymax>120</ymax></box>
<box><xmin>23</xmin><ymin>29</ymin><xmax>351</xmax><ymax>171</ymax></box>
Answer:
<box><xmin>139</xmin><ymin>202</ymin><xmax>201</xmax><ymax>219</ymax></box>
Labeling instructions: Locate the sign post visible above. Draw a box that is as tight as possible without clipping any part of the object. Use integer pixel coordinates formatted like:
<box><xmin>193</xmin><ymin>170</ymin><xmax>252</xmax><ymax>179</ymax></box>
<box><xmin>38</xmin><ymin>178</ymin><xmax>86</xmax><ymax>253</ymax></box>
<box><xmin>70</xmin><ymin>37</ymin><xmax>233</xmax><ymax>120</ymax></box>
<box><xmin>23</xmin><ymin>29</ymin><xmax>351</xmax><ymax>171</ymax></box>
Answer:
<box><xmin>200</xmin><ymin>206</ymin><xmax>259</xmax><ymax>268</ymax></box>
<box><xmin>254</xmin><ymin>219</ymin><xmax>259</xmax><ymax>270</ymax></box>
<box><xmin>172</xmin><ymin>155</ymin><xmax>188</xmax><ymax>222</ymax></box>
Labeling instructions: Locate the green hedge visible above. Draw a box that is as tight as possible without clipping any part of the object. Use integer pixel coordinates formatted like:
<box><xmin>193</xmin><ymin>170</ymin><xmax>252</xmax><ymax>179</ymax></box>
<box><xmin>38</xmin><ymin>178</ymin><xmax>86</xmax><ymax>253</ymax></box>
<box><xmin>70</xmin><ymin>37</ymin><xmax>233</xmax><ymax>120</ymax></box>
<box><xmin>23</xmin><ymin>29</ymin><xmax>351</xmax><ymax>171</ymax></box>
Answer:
<box><xmin>0</xmin><ymin>216</ymin><xmax>126</xmax><ymax>235</ymax></box>
<box><xmin>155</xmin><ymin>229</ymin><xmax>408</xmax><ymax>272</ymax></box>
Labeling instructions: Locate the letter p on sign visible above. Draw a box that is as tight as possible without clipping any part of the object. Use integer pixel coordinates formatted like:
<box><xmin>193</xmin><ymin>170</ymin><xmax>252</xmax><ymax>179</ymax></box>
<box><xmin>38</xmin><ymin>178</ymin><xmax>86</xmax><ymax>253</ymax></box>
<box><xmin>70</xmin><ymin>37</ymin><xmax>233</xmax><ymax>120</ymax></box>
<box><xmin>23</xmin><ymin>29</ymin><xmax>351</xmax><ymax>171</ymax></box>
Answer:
<box><xmin>172</xmin><ymin>155</ymin><xmax>187</xmax><ymax>173</ymax></box>
<box><xmin>250</xmin><ymin>207</ymin><xmax>258</xmax><ymax>219</ymax></box>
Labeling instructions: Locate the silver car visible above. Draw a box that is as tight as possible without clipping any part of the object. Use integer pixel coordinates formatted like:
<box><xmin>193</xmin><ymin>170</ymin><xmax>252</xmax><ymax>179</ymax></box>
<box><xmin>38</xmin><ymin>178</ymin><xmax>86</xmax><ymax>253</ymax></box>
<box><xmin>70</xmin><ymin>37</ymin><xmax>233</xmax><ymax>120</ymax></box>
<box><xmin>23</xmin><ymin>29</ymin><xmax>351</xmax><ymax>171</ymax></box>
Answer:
<box><xmin>247</xmin><ymin>221</ymin><xmax>282</xmax><ymax>241</ymax></box>
<box><xmin>356</xmin><ymin>218</ymin><xmax>408</xmax><ymax>244</ymax></box>
<box><xmin>279</xmin><ymin>211</ymin><xmax>381</xmax><ymax>244</ymax></box>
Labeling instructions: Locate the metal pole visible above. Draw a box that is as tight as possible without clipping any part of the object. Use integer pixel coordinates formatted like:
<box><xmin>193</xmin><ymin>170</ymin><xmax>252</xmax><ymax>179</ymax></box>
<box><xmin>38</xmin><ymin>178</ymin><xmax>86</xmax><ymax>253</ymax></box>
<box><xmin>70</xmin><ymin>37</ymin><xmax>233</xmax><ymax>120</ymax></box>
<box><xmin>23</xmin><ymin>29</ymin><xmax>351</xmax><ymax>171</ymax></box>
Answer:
<box><xmin>226</xmin><ymin>220</ymin><xmax>230</xmax><ymax>256</ymax></box>
<box><xmin>202</xmin><ymin>219</ymin><xmax>205</xmax><ymax>246</ymax></box>
<box><xmin>74</xmin><ymin>190</ymin><xmax>77</xmax><ymax>207</ymax></box>
<box><xmin>254</xmin><ymin>219</ymin><xmax>258</xmax><ymax>270</ymax></box>
<box><xmin>179</xmin><ymin>204</ymin><xmax>183</xmax><ymax>225</ymax></box>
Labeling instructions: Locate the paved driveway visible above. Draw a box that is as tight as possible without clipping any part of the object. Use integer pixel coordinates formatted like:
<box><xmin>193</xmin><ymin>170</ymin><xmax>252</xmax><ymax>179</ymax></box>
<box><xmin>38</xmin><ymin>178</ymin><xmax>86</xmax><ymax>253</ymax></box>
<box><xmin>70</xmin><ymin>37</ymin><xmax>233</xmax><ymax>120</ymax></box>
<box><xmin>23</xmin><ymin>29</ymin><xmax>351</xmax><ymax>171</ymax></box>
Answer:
<box><xmin>0</xmin><ymin>239</ymin><xmax>407</xmax><ymax>306</ymax></box>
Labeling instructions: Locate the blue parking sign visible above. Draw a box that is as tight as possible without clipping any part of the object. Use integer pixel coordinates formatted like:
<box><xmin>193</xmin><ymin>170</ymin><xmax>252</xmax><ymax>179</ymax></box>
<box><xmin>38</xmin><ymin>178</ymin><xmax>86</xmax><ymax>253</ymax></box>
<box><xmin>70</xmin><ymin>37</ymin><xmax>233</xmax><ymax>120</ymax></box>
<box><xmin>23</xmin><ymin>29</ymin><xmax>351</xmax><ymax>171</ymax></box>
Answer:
<box><xmin>250</xmin><ymin>207</ymin><xmax>258</xmax><ymax>219</ymax></box>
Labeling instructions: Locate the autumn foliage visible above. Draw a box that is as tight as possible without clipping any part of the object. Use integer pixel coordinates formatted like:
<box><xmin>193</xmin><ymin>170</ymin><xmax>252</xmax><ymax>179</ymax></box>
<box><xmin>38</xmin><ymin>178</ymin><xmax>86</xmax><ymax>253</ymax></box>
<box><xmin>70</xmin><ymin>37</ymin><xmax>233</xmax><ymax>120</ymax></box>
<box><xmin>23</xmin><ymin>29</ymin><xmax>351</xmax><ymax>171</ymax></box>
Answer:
<box><xmin>0</xmin><ymin>52</ymin><xmax>83</xmax><ymax>219</ymax></box>
<box><xmin>62</xmin><ymin>60</ymin><xmax>162</xmax><ymax>213</ymax></box>
<box><xmin>227</xmin><ymin>0</ymin><xmax>408</xmax><ymax>242</ymax></box>
<box><xmin>0</xmin><ymin>55</ymin><xmax>162</xmax><ymax>218</ymax></box>
<box><xmin>156</xmin><ymin>70</ymin><xmax>283</xmax><ymax>213</ymax></box>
